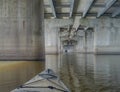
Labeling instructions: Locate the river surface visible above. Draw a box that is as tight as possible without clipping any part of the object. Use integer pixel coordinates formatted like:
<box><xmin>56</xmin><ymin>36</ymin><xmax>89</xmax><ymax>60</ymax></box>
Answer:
<box><xmin>0</xmin><ymin>61</ymin><xmax>44</xmax><ymax>92</ymax></box>
<box><xmin>46</xmin><ymin>53</ymin><xmax>120</xmax><ymax>92</ymax></box>
<box><xmin>0</xmin><ymin>54</ymin><xmax>120</xmax><ymax>92</ymax></box>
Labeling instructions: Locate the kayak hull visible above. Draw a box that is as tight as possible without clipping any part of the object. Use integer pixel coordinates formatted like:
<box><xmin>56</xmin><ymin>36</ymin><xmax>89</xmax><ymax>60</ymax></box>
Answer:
<box><xmin>11</xmin><ymin>69</ymin><xmax>70</xmax><ymax>92</ymax></box>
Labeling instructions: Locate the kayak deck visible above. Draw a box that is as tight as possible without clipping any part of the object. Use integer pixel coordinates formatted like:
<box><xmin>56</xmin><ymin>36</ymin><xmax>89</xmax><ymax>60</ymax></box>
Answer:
<box><xmin>11</xmin><ymin>69</ymin><xmax>70</xmax><ymax>92</ymax></box>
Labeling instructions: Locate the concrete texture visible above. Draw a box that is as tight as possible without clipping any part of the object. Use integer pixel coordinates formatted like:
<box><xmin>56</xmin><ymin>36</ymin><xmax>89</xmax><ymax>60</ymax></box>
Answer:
<box><xmin>45</xmin><ymin>19</ymin><xmax>73</xmax><ymax>54</ymax></box>
<box><xmin>45</xmin><ymin>17</ymin><xmax>120</xmax><ymax>54</ymax></box>
<box><xmin>78</xmin><ymin>18</ymin><xmax>120</xmax><ymax>54</ymax></box>
<box><xmin>0</xmin><ymin>0</ymin><xmax>45</xmax><ymax>60</ymax></box>
<box><xmin>75</xmin><ymin>30</ymin><xmax>94</xmax><ymax>53</ymax></box>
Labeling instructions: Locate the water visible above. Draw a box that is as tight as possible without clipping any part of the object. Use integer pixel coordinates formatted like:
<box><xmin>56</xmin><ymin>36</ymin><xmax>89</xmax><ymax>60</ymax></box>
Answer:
<box><xmin>0</xmin><ymin>54</ymin><xmax>120</xmax><ymax>92</ymax></box>
<box><xmin>0</xmin><ymin>61</ymin><xmax>44</xmax><ymax>92</ymax></box>
<box><xmin>46</xmin><ymin>53</ymin><xmax>120</xmax><ymax>92</ymax></box>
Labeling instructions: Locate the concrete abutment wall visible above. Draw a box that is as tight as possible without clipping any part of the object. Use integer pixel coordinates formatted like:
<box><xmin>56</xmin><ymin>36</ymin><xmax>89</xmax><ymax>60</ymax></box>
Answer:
<box><xmin>0</xmin><ymin>0</ymin><xmax>45</xmax><ymax>60</ymax></box>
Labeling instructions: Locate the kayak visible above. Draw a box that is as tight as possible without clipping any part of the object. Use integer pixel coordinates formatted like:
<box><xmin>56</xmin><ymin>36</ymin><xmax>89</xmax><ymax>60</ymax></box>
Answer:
<box><xmin>11</xmin><ymin>69</ymin><xmax>70</xmax><ymax>92</ymax></box>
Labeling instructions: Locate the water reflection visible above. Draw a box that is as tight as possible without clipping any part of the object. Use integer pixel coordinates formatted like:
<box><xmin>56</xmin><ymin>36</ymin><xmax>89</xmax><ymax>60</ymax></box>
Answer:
<box><xmin>1</xmin><ymin>54</ymin><xmax>120</xmax><ymax>92</ymax></box>
<box><xmin>94</xmin><ymin>55</ymin><xmax>120</xmax><ymax>92</ymax></box>
<box><xmin>46</xmin><ymin>54</ymin><xmax>120</xmax><ymax>92</ymax></box>
<box><xmin>0</xmin><ymin>61</ymin><xmax>44</xmax><ymax>92</ymax></box>
<box><xmin>45</xmin><ymin>55</ymin><xmax>61</xmax><ymax>75</ymax></box>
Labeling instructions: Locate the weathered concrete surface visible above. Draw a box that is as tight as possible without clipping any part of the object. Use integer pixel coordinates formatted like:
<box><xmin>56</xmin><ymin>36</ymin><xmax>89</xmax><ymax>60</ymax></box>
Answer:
<box><xmin>0</xmin><ymin>0</ymin><xmax>45</xmax><ymax>60</ymax></box>
<box><xmin>79</xmin><ymin>18</ymin><xmax>120</xmax><ymax>54</ymax></box>
<box><xmin>45</xmin><ymin>19</ymin><xmax>73</xmax><ymax>54</ymax></box>
<box><xmin>75</xmin><ymin>30</ymin><xmax>94</xmax><ymax>53</ymax></box>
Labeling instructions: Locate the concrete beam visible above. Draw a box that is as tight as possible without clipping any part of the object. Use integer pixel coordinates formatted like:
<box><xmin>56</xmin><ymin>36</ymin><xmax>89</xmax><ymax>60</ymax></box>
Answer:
<box><xmin>62</xmin><ymin>39</ymin><xmax>77</xmax><ymax>43</ymax></box>
<box><xmin>61</xmin><ymin>37</ymin><xmax>69</xmax><ymax>41</ymax></box>
<box><xmin>59</xmin><ymin>32</ymin><xmax>69</xmax><ymax>37</ymax></box>
<box><xmin>69</xmin><ymin>0</ymin><xmax>75</xmax><ymax>17</ymax></box>
<box><xmin>112</xmin><ymin>7</ymin><xmax>120</xmax><ymax>17</ymax></box>
<box><xmin>68</xmin><ymin>16</ymin><xmax>81</xmax><ymax>40</ymax></box>
<box><xmin>93</xmin><ymin>3</ymin><xmax>120</xmax><ymax>7</ymax></box>
<box><xmin>82</xmin><ymin>0</ymin><xmax>95</xmax><ymax>18</ymax></box>
<box><xmin>97</xmin><ymin>0</ymin><xmax>117</xmax><ymax>17</ymax></box>
<box><xmin>44</xmin><ymin>3</ymin><xmax>70</xmax><ymax>8</ymax></box>
<box><xmin>45</xmin><ymin>2</ymin><xmax>120</xmax><ymax>8</ymax></box>
<box><xmin>45</xmin><ymin>12</ymin><xmax>120</xmax><ymax>18</ymax></box>
<box><xmin>49</xmin><ymin>0</ymin><xmax>57</xmax><ymax>18</ymax></box>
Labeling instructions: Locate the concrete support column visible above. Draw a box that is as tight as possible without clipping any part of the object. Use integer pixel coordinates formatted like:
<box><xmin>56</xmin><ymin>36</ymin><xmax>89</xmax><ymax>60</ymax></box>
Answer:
<box><xmin>0</xmin><ymin>0</ymin><xmax>45</xmax><ymax>60</ymax></box>
<box><xmin>80</xmin><ymin>18</ymin><xmax>120</xmax><ymax>54</ymax></box>
<box><xmin>45</xmin><ymin>19</ymin><xmax>73</xmax><ymax>54</ymax></box>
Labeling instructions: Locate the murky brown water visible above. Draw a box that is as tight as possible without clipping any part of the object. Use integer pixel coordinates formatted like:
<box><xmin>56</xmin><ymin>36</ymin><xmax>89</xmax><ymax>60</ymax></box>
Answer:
<box><xmin>1</xmin><ymin>54</ymin><xmax>120</xmax><ymax>92</ymax></box>
<box><xmin>0</xmin><ymin>61</ymin><xmax>44</xmax><ymax>92</ymax></box>
<box><xmin>46</xmin><ymin>53</ymin><xmax>120</xmax><ymax>92</ymax></box>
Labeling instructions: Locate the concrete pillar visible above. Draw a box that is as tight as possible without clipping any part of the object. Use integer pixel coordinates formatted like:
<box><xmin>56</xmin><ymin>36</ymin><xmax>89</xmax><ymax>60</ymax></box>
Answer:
<box><xmin>74</xmin><ymin>29</ymin><xmax>94</xmax><ymax>53</ymax></box>
<box><xmin>0</xmin><ymin>0</ymin><xmax>45</xmax><ymax>60</ymax></box>
<box><xmin>80</xmin><ymin>18</ymin><xmax>120</xmax><ymax>54</ymax></box>
<box><xmin>74</xmin><ymin>31</ymin><xmax>84</xmax><ymax>52</ymax></box>
<box><xmin>45</xmin><ymin>19</ymin><xmax>73</xmax><ymax>54</ymax></box>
